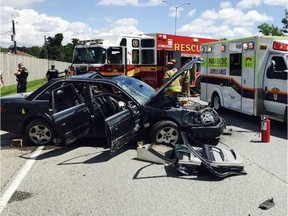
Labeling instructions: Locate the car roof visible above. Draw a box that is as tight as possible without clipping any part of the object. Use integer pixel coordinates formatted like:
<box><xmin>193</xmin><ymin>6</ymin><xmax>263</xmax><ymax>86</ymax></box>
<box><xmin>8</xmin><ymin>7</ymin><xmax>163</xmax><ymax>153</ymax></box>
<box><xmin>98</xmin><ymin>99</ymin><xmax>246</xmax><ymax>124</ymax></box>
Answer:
<box><xmin>26</xmin><ymin>75</ymin><xmax>118</xmax><ymax>100</ymax></box>
<box><xmin>70</xmin><ymin>71</ymin><xmax>103</xmax><ymax>79</ymax></box>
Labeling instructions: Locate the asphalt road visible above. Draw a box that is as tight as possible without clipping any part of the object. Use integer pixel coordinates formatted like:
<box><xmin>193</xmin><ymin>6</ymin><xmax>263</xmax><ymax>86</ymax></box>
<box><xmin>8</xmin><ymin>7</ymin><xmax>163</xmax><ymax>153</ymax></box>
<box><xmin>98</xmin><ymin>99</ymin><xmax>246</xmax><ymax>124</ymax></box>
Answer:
<box><xmin>0</xmin><ymin>102</ymin><xmax>287</xmax><ymax>216</ymax></box>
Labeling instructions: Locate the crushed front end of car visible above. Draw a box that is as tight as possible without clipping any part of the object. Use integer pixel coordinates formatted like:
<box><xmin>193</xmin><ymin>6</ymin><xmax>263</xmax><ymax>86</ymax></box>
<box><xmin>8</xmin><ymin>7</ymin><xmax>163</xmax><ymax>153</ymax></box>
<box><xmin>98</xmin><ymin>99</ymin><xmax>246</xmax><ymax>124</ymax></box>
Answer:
<box><xmin>181</xmin><ymin>104</ymin><xmax>225</xmax><ymax>140</ymax></box>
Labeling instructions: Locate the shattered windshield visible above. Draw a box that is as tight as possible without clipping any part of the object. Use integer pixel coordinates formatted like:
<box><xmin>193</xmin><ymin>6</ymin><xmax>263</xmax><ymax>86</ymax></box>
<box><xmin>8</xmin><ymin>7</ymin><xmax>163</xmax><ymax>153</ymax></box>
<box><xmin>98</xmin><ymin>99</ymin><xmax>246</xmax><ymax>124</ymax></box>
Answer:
<box><xmin>112</xmin><ymin>76</ymin><xmax>156</xmax><ymax>105</ymax></box>
<box><xmin>72</xmin><ymin>47</ymin><xmax>107</xmax><ymax>64</ymax></box>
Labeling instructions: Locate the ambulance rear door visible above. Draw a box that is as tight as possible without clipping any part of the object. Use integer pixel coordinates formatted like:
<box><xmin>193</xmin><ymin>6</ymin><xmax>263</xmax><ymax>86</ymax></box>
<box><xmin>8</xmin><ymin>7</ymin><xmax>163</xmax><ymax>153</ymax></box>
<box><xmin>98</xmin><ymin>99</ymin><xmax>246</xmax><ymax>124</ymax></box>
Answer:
<box><xmin>240</xmin><ymin>40</ymin><xmax>256</xmax><ymax>115</ymax></box>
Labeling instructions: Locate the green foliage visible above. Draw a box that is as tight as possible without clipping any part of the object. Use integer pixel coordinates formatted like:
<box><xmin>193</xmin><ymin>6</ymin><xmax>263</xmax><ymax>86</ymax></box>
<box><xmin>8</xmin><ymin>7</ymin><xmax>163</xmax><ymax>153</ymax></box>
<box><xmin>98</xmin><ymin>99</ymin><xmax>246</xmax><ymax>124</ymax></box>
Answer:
<box><xmin>27</xmin><ymin>46</ymin><xmax>42</xmax><ymax>58</ymax></box>
<box><xmin>0</xmin><ymin>47</ymin><xmax>9</xmax><ymax>53</ymax></box>
<box><xmin>61</xmin><ymin>43</ymin><xmax>74</xmax><ymax>62</ymax></box>
<box><xmin>258</xmin><ymin>10</ymin><xmax>287</xmax><ymax>36</ymax></box>
<box><xmin>282</xmin><ymin>9</ymin><xmax>288</xmax><ymax>33</ymax></box>
<box><xmin>257</xmin><ymin>23</ymin><xmax>284</xmax><ymax>36</ymax></box>
<box><xmin>37</xmin><ymin>33</ymin><xmax>76</xmax><ymax>62</ymax></box>
<box><xmin>0</xmin><ymin>79</ymin><xmax>46</xmax><ymax>97</ymax></box>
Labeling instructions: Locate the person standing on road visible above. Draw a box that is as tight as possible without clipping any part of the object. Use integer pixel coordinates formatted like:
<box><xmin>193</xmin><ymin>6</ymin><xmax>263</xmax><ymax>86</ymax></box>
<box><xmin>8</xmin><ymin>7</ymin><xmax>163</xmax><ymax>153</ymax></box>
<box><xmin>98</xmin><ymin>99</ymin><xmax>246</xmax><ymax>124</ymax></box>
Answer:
<box><xmin>180</xmin><ymin>61</ymin><xmax>191</xmax><ymax>97</ymax></box>
<box><xmin>163</xmin><ymin>60</ymin><xmax>181</xmax><ymax>97</ymax></box>
<box><xmin>46</xmin><ymin>65</ymin><xmax>59</xmax><ymax>81</ymax></box>
<box><xmin>14</xmin><ymin>63</ymin><xmax>29</xmax><ymax>93</ymax></box>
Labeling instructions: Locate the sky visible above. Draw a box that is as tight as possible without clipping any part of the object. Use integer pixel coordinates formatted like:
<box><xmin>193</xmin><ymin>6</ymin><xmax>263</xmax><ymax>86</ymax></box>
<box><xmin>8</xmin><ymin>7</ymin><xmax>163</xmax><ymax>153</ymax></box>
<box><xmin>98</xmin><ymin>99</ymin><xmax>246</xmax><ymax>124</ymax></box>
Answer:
<box><xmin>0</xmin><ymin>0</ymin><xmax>287</xmax><ymax>48</ymax></box>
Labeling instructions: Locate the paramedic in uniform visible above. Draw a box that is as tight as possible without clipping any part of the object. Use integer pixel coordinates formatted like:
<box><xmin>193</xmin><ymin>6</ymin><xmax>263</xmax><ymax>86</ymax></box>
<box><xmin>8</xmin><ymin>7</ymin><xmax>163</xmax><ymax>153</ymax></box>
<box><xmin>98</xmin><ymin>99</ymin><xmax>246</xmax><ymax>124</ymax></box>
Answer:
<box><xmin>46</xmin><ymin>65</ymin><xmax>59</xmax><ymax>81</ymax></box>
<box><xmin>163</xmin><ymin>60</ymin><xmax>181</xmax><ymax>97</ymax></box>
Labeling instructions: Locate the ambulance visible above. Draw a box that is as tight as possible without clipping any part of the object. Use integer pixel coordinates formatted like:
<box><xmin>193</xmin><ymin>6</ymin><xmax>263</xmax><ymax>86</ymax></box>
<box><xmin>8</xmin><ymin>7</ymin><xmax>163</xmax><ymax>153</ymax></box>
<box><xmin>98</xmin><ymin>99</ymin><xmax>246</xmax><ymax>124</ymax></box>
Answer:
<box><xmin>69</xmin><ymin>33</ymin><xmax>217</xmax><ymax>89</ymax></box>
<box><xmin>200</xmin><ymin>36</ymin><xmax>288</xmax><ymax>122</ymax></box>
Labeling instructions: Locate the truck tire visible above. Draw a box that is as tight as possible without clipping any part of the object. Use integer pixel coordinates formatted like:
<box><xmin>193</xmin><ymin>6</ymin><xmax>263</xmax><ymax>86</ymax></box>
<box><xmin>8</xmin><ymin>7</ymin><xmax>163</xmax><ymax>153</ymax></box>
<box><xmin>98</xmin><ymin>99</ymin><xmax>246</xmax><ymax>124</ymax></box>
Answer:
<box><xmin>150</xmin><ymin>120</ymin><xmax>180</xmax><ymax>145</ymax></box>
<box><xmin>212</xmin><ymin>93</ymin><xmax>222</xmax><ymax>112</ymax></box>
<box><xmin>25</xmin><ymin>119</ymin><xmax>55</xmax><ymax>145</ymax></box>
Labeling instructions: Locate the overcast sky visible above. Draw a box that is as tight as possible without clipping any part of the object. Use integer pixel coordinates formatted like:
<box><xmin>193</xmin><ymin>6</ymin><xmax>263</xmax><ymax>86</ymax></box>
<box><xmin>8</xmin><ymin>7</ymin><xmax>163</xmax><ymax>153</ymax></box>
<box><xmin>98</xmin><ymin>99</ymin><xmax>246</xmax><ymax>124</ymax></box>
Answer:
<box><xmin>0</xmin><ymin>0</ymin><xmax>287</xmax><ymax>48</ymax></box>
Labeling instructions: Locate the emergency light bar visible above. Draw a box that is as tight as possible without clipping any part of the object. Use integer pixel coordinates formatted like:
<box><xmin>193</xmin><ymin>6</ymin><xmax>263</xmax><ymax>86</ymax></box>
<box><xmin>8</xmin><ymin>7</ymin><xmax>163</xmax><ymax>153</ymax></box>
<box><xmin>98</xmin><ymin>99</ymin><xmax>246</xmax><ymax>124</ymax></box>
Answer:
<box><xmin>273</xmin><ymin>41</ymin><xmax>288</xmax><ymax>51</ymax></box>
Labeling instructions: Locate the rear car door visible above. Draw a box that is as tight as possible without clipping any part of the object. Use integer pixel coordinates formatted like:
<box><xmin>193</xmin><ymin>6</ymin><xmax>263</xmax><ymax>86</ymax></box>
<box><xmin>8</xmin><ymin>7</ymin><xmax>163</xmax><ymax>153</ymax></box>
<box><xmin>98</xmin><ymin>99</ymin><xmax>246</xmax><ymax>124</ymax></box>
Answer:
<box><xmin>52</xmin><ymin>84</ymin><xmax>91</xmax><ymax>145</ymax></box>
<box><xmin>105</xmin><ymin>103</ymin><xmax>141</xmax><ymax>154</ymax></box>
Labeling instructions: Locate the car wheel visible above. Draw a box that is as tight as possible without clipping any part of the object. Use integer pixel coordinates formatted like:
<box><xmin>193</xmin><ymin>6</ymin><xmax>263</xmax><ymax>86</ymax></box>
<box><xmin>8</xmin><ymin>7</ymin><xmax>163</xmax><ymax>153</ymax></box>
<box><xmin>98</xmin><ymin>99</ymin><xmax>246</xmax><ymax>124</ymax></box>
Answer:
<box><xmin>26</xmin><ymin>119</ymin><xmax>54</xmax><ymax>145</ymax></box>
<box><xmin>212</xmin><ymin>93</ymin><xmax>222</xmax><ymax>112</ymax></box>
<box><xmin>150</xmin><ymin>121</ymin><xmax>180</xmax><ymax>145</ymax></box>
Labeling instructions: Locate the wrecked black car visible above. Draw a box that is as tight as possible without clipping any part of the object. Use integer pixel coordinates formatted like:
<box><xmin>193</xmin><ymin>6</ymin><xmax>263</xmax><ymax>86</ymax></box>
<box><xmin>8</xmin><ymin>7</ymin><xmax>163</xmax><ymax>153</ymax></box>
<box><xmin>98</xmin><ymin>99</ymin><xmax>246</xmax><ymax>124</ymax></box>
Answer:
<box><xmin>1</xmin><ymin>58</ymin><xmax>225</xmax><ymax>153</ymax></box>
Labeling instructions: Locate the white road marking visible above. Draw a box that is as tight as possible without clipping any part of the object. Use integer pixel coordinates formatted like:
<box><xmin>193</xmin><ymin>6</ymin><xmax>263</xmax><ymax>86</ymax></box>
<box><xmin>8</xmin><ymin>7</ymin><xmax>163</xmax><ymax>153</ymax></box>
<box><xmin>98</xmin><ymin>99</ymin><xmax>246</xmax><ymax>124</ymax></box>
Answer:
<box><xmin>0</xmin><ymin>146</ymin><xmax>44</xmax><ymax>214</ymax></box>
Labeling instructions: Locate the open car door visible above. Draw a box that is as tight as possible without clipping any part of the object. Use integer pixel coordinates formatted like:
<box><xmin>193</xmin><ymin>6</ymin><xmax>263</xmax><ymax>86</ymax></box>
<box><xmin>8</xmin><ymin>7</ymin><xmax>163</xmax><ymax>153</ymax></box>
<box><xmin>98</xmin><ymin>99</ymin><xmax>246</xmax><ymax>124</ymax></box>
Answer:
<box><xmin>105</xmin><ymin>103</ymin><xmax>141</xmax><ymax>154</ymax></box>
<box><xmin>52</xmin><ymin>84</ymin><xmax>91</xmax><ymax>145</ymax></box>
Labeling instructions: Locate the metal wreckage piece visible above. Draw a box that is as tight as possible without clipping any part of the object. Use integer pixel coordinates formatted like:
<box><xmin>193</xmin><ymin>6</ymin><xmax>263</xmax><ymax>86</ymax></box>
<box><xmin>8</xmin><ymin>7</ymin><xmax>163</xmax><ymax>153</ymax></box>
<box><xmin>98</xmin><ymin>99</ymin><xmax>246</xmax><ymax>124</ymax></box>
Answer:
<box><xmin>145</xmin><ymin>132</ymin><xmax>247</xmax><ymax>178</ymax></box>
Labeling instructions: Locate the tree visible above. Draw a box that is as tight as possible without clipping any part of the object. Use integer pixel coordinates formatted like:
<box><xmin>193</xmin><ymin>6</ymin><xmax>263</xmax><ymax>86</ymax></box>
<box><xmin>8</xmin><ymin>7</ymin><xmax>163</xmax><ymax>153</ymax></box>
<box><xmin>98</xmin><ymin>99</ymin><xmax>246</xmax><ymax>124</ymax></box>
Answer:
<box><xmin>257</xmin><ymin>23</ymin><xmax>283</xmax><ymax>36</ymax></box>
<box><xmin>258</xmin><ymin>10</ymin><xmax>287</xmax><ymax>36</ymax></box>
<box><xmin>27</xmin><ymin>46</ymin><xmax>42</xmax><ymax>58</ymax></box>
<box><xmin>282</xmin><ymin>9</ymin><xmax>288</xmax><ymax>34</ymax></box>
<box><xmin>42</xmin><ymin>33</ymin><xmax>64</xmax><ymax>60</ymax></box>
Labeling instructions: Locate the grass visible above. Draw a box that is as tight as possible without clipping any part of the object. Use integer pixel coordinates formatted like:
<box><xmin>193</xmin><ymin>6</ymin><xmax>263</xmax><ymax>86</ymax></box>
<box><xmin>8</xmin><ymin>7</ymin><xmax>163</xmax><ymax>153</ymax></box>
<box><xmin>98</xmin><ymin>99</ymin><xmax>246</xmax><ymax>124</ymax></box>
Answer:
<box><xmin>0</xmin><ymin>79</ymin><xmax>46</xmax><ymax>97</ymax></box>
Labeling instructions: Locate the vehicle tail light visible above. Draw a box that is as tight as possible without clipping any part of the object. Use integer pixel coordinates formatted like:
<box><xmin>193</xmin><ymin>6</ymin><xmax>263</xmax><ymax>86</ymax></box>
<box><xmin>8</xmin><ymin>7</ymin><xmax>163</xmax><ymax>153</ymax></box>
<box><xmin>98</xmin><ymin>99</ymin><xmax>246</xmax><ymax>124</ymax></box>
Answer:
<box><xmin>0</xmin><ymin>106</ymin><xmax>5</xmax><ymax>113</ymax></box>
<box><xmin>273</xmin><ymin>41</ymin><xmax>288</xmax><ymax>51</ymax></box>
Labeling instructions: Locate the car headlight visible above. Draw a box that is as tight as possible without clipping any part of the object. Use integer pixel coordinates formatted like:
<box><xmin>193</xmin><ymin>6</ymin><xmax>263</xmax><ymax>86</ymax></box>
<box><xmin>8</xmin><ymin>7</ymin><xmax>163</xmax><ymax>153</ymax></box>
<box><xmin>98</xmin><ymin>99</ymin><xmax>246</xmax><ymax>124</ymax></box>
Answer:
<box><xmin>201</xmin><ymin>113</ymin><xmax>216</xmax><ymax>125</ymax></box>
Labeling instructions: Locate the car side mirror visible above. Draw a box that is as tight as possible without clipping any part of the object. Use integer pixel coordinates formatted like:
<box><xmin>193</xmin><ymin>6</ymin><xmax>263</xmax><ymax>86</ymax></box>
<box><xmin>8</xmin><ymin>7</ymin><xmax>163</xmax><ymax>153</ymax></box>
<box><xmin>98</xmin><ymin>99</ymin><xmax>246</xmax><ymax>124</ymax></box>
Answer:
<box><xmin>270</xmin><ymin>60</ymin><xmax>276</xmax><ymax>68</ymax></box>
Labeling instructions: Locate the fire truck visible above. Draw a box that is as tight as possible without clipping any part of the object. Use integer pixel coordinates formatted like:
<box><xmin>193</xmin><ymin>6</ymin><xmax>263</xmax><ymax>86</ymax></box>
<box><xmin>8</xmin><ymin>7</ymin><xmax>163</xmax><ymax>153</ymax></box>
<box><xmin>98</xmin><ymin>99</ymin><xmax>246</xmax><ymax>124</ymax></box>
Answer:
<box><xmin>200</xmin><ymin>36</ymin><xmax>288</xmax><ymax>122</ymax></box>
<box><xmin>69</xmin><ymin>33</ymin><xmax>218</xmax><ymax>89</ymax></box>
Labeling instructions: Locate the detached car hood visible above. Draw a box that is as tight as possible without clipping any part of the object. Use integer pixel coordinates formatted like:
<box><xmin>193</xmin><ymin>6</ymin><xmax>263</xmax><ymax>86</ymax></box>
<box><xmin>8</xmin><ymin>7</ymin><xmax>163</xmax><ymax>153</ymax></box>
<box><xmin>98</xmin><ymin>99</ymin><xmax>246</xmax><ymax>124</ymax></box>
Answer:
<box><xmin>149</xmin><ymin>57</ymin><xmax>204</xmax><ymax>104</ymax></box>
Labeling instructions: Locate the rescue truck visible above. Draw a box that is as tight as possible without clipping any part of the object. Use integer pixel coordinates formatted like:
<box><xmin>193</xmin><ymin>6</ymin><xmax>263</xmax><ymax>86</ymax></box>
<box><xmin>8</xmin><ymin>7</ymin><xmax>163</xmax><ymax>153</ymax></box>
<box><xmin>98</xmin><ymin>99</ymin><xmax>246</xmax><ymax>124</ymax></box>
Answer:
<box><xmin>69</xmin><ymin>33</ymin><xmax>217</xmax><ymax>89</ymax></box>
<box><xmin>200</xmin><ymin>36</ymin><xmax>288</xmax><ymax>122</ymax></box>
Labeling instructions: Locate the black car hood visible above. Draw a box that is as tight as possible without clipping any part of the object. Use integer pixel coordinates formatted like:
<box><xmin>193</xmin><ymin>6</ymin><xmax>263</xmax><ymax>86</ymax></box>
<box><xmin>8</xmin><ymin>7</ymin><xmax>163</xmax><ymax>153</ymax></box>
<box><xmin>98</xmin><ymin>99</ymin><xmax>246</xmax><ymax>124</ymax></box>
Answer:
<box><xmin>147</xmin><ymin>57</ymin><xmax>204</xmax><ymax>104</ymax></box>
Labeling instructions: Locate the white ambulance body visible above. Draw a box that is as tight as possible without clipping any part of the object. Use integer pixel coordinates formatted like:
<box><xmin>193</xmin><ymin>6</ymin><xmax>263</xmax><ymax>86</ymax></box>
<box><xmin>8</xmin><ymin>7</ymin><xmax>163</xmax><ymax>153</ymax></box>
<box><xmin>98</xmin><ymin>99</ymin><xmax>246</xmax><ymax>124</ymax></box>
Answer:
<box><xmin>201</xmin><ymin>36</ymin><xmax>288</xmax><ymax>122</ymax></box>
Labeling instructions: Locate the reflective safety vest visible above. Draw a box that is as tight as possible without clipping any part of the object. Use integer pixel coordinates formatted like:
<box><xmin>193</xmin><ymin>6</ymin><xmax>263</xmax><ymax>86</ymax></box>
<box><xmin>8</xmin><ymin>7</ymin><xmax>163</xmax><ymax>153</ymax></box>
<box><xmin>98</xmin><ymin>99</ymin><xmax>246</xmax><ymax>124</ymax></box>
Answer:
<box><xmin>182</xmin><ymin>69</ymin><xmax>190</xmax><ymax>83</ymax></box>
<box><xmin>163</xmin><ymin>68</ymin><xmax>181</xmax><ymax>94</ymax></box>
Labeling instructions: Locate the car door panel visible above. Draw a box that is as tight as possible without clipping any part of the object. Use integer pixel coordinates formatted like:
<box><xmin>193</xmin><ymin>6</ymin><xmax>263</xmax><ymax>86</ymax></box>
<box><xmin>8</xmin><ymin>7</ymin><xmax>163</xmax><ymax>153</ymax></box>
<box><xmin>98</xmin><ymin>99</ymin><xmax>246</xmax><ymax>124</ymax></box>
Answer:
<box><xmin>105</xmin><ymin>108</ymin><xmax>140</xmax><ymax>154</ymax></box>
<box><xmin>52</xmin><ymin>85</ymin><xmax>91</xmax><ymax>145</ymax></box>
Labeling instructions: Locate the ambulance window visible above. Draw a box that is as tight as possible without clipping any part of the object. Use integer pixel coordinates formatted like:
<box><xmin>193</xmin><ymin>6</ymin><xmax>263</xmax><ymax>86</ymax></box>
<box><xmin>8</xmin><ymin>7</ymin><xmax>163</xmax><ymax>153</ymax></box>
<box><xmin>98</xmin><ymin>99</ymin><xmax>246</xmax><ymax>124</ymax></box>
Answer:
<box><xmin>272</xmin><ymin>56</ymin><xmax>287</xmax><ymax>71</ymax></box>
<box><xmin>107</xmin><ymin>47</ymin><xmax>122</xmax><ymax>64</ymax></box>
<box><xmin>141</xmin><ymin>39</ymin><xmax>155</xmax><ymax>48</ymax></box>
<box><xmin>230</xmin><ymin>53</ymin><xmax>242</xmax><ymax>76</ymax></box>
<box><xmin>132</xmin><ymin>50</ymin><xmax>139</xmax><ymax>64</ymax></box>
<box><xmin>141</xmin><ymin>50</ymin><xmax>155</xmax><ymax>64</ymax></box>
<box><xmin>120</xmin><ymin>39</ymin><xmax>127</xmax><ymax>46</ymax></box>
<box><xmin>267</xmin><ymin>56</ymin><xmax>288</xmax><ymax>80</ymax></box>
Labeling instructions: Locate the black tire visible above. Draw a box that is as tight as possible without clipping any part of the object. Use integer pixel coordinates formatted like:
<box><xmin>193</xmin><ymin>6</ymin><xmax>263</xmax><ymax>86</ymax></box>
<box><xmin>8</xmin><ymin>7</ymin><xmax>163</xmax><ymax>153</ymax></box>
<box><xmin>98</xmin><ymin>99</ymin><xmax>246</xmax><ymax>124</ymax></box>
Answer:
<box><xmin>150</xmin><ymin>120</ymin><xmax>180</xmax><ymax>145</ymax></box>
<box><xmin>212</xmin><ymin>93</ymin><xmax>222</xmax><ymax>112</ymax></box>
<box><xmin>25</xmin><ymin>119</ymin><xmax>55</xmax><ymax>145</ymax></box>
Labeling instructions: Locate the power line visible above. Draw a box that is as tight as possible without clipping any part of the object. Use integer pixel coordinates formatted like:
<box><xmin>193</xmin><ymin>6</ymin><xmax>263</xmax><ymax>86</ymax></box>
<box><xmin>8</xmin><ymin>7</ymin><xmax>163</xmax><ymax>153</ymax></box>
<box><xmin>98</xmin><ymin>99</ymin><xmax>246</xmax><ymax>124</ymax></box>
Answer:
<box><xmin>0</xmin><ymin>30</ymin><xmax>12</xmax><ymax>36</ymax></box>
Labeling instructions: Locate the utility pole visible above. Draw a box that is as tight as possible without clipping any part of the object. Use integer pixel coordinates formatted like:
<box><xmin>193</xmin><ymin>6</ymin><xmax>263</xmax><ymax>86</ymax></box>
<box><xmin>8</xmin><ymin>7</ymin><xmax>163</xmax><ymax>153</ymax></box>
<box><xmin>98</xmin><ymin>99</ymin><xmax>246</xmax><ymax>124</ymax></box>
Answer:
<box><xmin>11</xmin><ymin>20</ymin><xmax>17</xmax><ymax>54</ymax></box>
<box><xmin>44</xmin><ymin>35</ymin><xmax>49</xmax><ymax>69</ymax></box>
<box><xmin>44</xmin><ymin>35</ymin><xmax>48</xmax><ymax>59</ymax></box>
<box><xmin>162</xmin><ymin>1</ymin><xmax>191</xmax><ymax>35</ymax></box>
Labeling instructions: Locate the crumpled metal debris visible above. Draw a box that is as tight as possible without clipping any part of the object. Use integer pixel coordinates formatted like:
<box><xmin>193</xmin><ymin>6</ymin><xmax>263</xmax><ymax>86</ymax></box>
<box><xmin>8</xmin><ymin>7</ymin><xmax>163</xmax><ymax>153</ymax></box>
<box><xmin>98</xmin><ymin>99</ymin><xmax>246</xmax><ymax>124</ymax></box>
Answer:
<box><xmin>259</xmin><ymin>198</ymin><xmax>275</xmax><ymax>210</ymax></box>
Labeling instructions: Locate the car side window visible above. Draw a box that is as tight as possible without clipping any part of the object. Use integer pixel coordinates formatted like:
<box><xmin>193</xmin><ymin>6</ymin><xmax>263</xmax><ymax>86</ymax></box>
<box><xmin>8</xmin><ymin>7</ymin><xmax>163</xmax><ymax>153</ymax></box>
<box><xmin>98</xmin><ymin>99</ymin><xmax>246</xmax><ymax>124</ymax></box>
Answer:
<box><xmin>52</xmin><ymin>85</ymin><xmax>81</xmax><ymax>113</ymax></box>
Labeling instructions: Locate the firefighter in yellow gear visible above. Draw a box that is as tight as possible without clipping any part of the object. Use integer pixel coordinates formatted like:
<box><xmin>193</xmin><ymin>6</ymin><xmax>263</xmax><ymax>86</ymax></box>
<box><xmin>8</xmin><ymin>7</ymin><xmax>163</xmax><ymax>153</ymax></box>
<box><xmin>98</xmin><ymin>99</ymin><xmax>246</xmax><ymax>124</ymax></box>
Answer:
<box><xmin>163</xmin><ymin>61</ymin><xmax>181</xmax><ymax>97</ymax></box>
<box><xmin>181</xmin><ymin>68</ymin><xmax>191</xmax><ymax>97</ymax></box>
